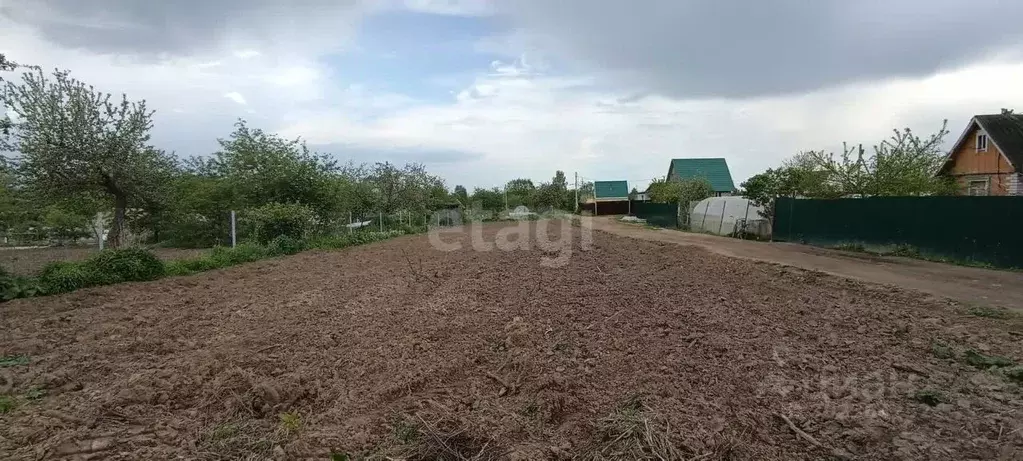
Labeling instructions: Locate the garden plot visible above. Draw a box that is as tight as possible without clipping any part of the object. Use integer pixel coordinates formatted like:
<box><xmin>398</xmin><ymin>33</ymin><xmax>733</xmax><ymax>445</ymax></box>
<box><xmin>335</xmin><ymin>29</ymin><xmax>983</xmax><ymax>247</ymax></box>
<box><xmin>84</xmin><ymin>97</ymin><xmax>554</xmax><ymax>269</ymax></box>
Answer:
<box><xmin>0</xmin><ymin>222</ymin><xmax>1021</xmax><ymax>460</ymax></box>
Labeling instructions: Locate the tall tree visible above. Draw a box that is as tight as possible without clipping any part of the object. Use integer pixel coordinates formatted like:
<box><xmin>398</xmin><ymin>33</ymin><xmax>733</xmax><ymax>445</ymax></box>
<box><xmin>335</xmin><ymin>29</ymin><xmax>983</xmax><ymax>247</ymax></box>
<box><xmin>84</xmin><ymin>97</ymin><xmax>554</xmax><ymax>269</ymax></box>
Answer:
<box><xmin>209</xmin><ymin>120</ymin><xmax>338</xmax><ymax>216</ymax></box>
<box><xmin>0</xmin><ymin>68</ymin><xmax>175</xmax><ymax>247</ymax></box>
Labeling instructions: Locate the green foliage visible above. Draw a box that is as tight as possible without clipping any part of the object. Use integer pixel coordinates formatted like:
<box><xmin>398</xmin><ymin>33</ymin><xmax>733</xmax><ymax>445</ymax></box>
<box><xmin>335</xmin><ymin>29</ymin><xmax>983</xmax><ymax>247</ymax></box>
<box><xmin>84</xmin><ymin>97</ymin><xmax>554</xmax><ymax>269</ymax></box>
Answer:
<box><xmin>0</xmin><ymin>354</ymin><xmax>29</xmax><ymax>367</ymax></box>
<box><xmin>647</xmin><ymin>178</ymin><xmax>714</xmax><ymax>205</ymax></box>
<box><xmin>962</xmin><ymin>349</ymin><xmax>1016</xmax><ymax>369</ymax></box>
<box><xmin>39</xmin><ymin>261</ymin><xmax>103</xmax><ymax>294</ymax></box>
<box><xmin>278</xmin><ymin>411</ymin><xmax>301</xmax><ymax>433</ymax></box>
<box><xmin>742</xmin><ymin>122</ymin><xmax>957</xmax><ymax>208</ymax></box>
<box><xmin>248</xmin><ymin>203</ymin><xmax>315</xmax><ymax>244</ymax></box>
<box><xmin>267</xmin><ymin>235</ymin><xmax>305</xmax><ymax>256</ymax></box>
<box><xmin>1</xmin><ymin>67</ymin><xmax>177</xmax><ymax>248</ymax></box>
<box><xmin>2</xmin><ymin>276</ymin><xmax>44</xmax><ymax>300</ymax></box>
<box><xmin>205</xmin><ymin>120</ymin><xmax>340</xmax><ymax>217</ymax></box>
<box><xmin>1005</xmin><ymin>366</ymin><xmax>1023</xmax><ymax>384</ymax></box>
<box><xmin>25</xmin><ymin>386</ymin><xmax>46</xmax><ymax>401</ymax></box>
<box><xmin>41</xmin><ymin>206</ymin><xmax>90</xmax><ymax>244</ymax></box>
<box><xmin>931</xmin><ymin>341</ymin><xmax>955</xmax><ymax>360</ymax></box>
<box><xmin>165</xmin><ymin>260</ymin><xmax>198</xmax><ymax>277</ymax></box>
<box><xmin>967</xmin><ymin>306</ymin><xmax>1014</xmax><ymax>319</ymax></box>
<box><xmin>84</xmin><ymin>248</ymin><xmax>166</xmax><ymax>283</ymax></box>
<box><xmin>0</xmin><ymin>395</ymin><xmax>14</xmax><ymax>414</ymax></box>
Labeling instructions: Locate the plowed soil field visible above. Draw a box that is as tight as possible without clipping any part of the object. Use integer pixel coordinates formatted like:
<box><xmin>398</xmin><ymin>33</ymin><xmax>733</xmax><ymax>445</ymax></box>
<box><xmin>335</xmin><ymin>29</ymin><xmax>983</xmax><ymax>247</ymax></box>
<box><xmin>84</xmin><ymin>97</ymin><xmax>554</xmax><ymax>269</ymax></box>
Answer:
<box><xmin>1</xmin><ymin>221</ymin><xmax>1021</xmax><ymax>460</ymax></box>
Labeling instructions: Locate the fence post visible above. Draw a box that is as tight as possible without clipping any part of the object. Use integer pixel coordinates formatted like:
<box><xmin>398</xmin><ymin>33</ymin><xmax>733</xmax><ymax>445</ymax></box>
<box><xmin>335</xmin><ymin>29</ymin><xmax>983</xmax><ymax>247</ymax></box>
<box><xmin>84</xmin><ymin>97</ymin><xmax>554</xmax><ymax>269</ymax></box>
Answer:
<box><xmin>741</xmin><ymin>201</ymin><xmax>751</xmax><ymax>239</ymax></box>
<box><xmin>379</xmin><ymin>211</ymin><xmax>383</xmax><ymax>232</ymax></box>
<box><xmin>230</xmin><ymin>210</ymin><xmax>237</xmax><ymax>248</ymax></box>
<box><xmin>699</xmin><ymin>201</ymin><xmax>710</xmax><ymax>232</ymax></box>
<box><xmin>717</xmin><ymin>201</ymin><xmax>726</xmax><ymax>235</ymax></box>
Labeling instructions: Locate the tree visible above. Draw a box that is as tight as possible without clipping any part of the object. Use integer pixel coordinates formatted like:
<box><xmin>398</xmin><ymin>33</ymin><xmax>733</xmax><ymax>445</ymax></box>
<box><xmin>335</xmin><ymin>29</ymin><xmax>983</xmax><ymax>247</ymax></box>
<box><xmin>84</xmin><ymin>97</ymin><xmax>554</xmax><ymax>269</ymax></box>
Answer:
<box><xmin>453</xmin><ymin>185</ymin><xmax>469</xmax><ymax>206</ymax></box>
<box><xmin>505</xmin><ymin>178</ymin><xmax>536</xmax><ymax>209</ymax></box>
<box><xmin>208</xmin><ymin>120</ymin><xmax>338</xmax><ymax>216</ymax></box>
<box><xmin>0</xmin><ymin>68</ymin><xmax>176</xmax><ymax>248</ymax></box>
<box><xmin>797</xmin><ymin>121</ymin><xmax>956</xmax><ymax>197</ymax></box>
<box><xmin>629</xmin><ymin>187</ymin><xmax>640</xmax><ymax>200</ymax></box>
<box><xmin>470</xmin><ymin>187</ymin><xmax>503</xmax><ymax>211</ymax></box>
<box><xmin>647</xmin><ymin>178</ymin><xmax>714</xmax><ymax>205</ymax></box>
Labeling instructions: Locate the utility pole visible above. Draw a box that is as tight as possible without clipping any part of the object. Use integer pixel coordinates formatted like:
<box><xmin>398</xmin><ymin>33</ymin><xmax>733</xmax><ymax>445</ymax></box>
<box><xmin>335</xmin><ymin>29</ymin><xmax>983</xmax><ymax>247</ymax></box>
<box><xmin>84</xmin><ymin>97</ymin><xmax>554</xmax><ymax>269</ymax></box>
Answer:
<box><xmin>574</xmin><ymin>172</ymin><xmax>579</xmax><ymax>213</ymax></box>
<box><xmin>504</xmin><ymin>183</ymin><xmax>509</xmax><ymax>211</ymax></box>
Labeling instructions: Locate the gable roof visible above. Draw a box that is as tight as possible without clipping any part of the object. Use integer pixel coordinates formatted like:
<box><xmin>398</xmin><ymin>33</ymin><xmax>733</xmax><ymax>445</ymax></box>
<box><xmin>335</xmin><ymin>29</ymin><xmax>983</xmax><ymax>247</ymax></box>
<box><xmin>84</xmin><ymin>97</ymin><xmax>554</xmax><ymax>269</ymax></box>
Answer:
<box><xmin>667</xmin><ymin>158</ymin><xmax>735</xmax><ymax>192</ymax></box>
<box><xmin>976</xmin><ymin>114</ymin><xmax>1023</xmax><ymax>168</ymax></box>
<box><xmin>593</xmin><ymin>180</ymin><xmax>629</xmax><ymax>200</ymax></box>
<box><xmin>942</xmin><ymin>113</ymin><xmax>1023</xmax><ymax>172</ymax></box>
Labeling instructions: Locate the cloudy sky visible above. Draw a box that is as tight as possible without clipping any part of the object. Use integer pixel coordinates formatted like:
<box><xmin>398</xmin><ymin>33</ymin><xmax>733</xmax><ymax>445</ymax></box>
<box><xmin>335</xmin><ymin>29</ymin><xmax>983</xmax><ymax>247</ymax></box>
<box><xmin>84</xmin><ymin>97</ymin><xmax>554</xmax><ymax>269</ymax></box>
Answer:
<box><xmin>3</xmin><ymin>0</ymin><xmax>1023</xmax><ymax>190</ymax></box>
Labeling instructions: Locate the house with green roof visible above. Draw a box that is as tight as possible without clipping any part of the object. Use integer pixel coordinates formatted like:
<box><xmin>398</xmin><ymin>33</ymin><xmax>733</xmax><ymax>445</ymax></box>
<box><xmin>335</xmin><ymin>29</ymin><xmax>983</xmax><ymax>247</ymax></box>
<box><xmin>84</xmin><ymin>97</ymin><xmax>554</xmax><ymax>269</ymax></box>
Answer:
<box><xmin>666</xmin><ymin>158</ymin><xmax>735</xmax><ymax>196</ymax></box>
<box><xmin>593</xmin><ymin>180</ymin><xmax>630</xmax><ymax>201</ymax></box>
<box><xmin>590</xmin><ymin>180</ymin><xmax>630</xmax><ymax>215</ymax></box>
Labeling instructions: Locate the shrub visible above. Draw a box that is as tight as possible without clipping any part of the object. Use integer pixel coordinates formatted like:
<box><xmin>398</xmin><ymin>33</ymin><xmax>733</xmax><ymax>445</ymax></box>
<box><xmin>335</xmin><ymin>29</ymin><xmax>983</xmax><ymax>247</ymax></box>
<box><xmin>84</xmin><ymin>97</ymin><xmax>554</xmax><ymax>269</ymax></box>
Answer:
<box><xmin>39</xmin><ymin>261</ymin><xmax>105</xmax><ymax>294</ymax></box>
<box><xmin>3</xmin><ymin>276</ymin><xmax>44</xmax><ymax>300</ymax></box>
<box><xmin>165</xmin><ymin>260</ymin><xmax>197</xmax><ymax>277</ymax></box>
<box><xmin>248</xmin><ymin>203</ymin><xmax>315</xmax><ymax>244</ymax></box>
<box><xmin>267</xmin><ymin>235</ymin><xmax>304</xmax><ymax>256</ymax></box>
<box><xmin>209</xmin><ymin>244</ymin><xmax>268</xmax><ymax>266</ymax></box>
<box><xmin>82</xmin><ymin>248</ymin><xmax>166</xmax><ymax>283</ymax></box>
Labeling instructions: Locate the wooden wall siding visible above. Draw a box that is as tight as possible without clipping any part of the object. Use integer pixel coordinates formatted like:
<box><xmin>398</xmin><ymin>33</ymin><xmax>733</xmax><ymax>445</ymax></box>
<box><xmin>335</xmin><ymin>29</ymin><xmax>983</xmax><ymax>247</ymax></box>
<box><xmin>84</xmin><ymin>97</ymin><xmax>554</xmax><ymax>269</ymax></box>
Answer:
<box><xmin>948</xmin><ymin>124</ymin><xmax>1018</xmax><ymax>195</ymax></box>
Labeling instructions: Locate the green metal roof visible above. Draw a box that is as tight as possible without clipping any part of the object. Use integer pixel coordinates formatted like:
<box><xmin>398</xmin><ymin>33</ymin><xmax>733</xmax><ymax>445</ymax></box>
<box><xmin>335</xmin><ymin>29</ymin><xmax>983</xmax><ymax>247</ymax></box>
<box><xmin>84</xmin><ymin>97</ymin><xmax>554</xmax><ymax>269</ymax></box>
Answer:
<box><xmin>594</xmin><ymin>180</ymin><xmax>629</xmax><ymax>199</ymax></box>
<box><xmin>667</xmin><ymin>158</ymin><xmax>735</xmax><ymax>192</ymax></box>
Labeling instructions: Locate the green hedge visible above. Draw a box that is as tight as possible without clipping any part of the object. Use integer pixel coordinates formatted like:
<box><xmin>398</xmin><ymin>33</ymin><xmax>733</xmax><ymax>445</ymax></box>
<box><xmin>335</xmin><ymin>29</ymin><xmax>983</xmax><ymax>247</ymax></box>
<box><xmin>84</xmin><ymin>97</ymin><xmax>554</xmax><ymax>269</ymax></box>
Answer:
<box><xmin>0</xmin><ymin>228</ymin><xmax>417</xmax><ymax>302</ymax></box>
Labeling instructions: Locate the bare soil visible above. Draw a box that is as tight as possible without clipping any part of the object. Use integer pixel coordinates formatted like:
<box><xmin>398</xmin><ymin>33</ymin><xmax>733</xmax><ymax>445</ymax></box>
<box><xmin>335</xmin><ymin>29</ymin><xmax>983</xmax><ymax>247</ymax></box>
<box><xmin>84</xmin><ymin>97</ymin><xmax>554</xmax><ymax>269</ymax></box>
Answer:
<box><xmin>0</xmin><ymin>247</ymin><xmax>206</xmax><ymax>276</ymax></box>
<box><xmin>593</xmin><ymin>217</ymin><xmax>1023</xmax><ymax>312</ymax></box>
<box><xmin>0</xmin><ymin>221</ymin><xmax>1021</xmax><ymax>460</ymax></box>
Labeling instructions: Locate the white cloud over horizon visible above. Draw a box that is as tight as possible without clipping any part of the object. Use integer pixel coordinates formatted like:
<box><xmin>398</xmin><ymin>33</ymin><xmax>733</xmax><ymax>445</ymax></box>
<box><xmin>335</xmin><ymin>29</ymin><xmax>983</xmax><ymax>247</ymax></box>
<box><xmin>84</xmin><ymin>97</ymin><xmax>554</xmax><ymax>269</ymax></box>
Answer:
<box><xmin>3</xmin><ymin>0</ymin><xmax>1023</xmax><ymax>190</ymax></box>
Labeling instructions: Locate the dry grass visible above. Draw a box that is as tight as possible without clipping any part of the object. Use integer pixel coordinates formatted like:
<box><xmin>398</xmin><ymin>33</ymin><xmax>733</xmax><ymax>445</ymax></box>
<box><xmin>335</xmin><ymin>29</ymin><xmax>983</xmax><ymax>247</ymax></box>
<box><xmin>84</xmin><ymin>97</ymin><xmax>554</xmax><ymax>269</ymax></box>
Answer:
<box><xmin>578</xmin><ymin>396</ymin><xmax>696</xmax><ymax>461</ymax></box>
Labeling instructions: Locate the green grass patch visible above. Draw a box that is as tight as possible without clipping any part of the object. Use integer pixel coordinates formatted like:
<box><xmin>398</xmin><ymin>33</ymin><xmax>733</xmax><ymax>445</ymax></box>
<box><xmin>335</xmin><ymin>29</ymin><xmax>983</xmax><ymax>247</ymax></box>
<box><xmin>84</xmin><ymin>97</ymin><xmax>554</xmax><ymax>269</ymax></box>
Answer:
<box><xmin>0</xmin><ymin>395</ymin><xmax>14</xmax><ymax>414</ymax></box>
<box><xmin>962</xmin><ymin>349</ymin><xmax>1016</xmax><ymax>369</ymax></box>
<box><xmin>967</xmin><ymin>306</ymin><xmax>1015</xmax><ymax>319</ymax></box>
<box><xmin>0</xmin><ymin>354</ymin><xmax>29</xmax><ymax>367</ymax></box>
<box><xmin>931</xmin><ymin>341</ymin><xmax>956</xmax><ymax>360</ymax></box>
<box><xmin>1004</xmin><ymin>366</ymin><xmax>1023</xmax><ymax>384</ymax></box>
<box><xmin>3</xmin><ymin>229</ymin><xmax>419</xmax><ymax>302</ymax></box>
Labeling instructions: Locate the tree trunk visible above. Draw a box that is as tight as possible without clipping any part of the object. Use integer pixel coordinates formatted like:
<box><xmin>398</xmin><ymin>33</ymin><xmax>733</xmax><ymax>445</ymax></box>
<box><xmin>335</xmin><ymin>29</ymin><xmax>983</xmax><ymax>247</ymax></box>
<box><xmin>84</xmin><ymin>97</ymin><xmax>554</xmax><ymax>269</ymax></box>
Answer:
<box><xmin>107</xmin><ymin>193</ymin><xmax>128</xmax><ymax>249</ymax></box>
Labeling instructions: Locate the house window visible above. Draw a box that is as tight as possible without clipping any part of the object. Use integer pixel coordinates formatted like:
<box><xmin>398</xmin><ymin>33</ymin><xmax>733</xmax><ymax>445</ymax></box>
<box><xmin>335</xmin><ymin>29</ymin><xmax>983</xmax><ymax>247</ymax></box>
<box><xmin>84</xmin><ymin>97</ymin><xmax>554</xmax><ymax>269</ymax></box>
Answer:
<box><xmin>976</xmin><ymin>133</ymin><xmax>988</xmax><ymax>152</ymax></box>
<box><xmin>968</xmin><ymin>180</ymin><xmax>989</xmax><ymax>196</ymax></box>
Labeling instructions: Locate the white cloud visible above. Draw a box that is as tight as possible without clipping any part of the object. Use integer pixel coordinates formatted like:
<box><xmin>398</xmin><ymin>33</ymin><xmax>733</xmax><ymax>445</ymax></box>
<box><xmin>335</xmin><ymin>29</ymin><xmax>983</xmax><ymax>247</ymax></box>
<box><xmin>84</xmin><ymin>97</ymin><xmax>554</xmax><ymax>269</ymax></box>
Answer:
<box><xmin>5</xmin><ymin>1</ymin><xmax>1023</xmax><ymax>192</ymax></box>
<box><xmin>224</xmin><ymin>92</ymin><xmax>248</xmax><ymax>105</ymax></box>
<box><xmin>281</xmin><ymin>58</ymin><xmax>1023</xmax><ymax>188</ymax></box>
<box><xmin>233</xmin><ymin>49</ymin><xmax>261</xmax><ymax>59</ymax></box>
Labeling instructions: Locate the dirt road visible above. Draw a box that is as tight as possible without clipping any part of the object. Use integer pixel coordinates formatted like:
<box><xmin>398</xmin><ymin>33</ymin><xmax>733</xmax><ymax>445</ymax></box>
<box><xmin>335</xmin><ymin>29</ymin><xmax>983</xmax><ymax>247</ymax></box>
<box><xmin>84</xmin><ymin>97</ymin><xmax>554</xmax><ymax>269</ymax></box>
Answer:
<box><xmin>591</xmin><ymin>217</ymin><xmax>1023</xmax><ymax>311</ymax></box>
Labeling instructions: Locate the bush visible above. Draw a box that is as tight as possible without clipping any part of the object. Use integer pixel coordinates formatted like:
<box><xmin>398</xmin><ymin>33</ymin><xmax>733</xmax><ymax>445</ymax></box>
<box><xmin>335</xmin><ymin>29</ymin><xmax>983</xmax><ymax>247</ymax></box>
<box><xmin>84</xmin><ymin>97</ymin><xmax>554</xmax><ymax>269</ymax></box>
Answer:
<box><xmin>0</xmin><ymin>267</ymin><xmax>45</xmax><ymax>300</ymax></box>
<box><xmin>209</xmin><ymin>244</ymin><xmax>268</xmax><ymax>266</ymax></box>
<box><xmin>248</xmin><ymin>203</ymin><xmax>315</xmax><ymax>244</ymax></box>
<box><xmin>82</xmin><ymin>248</ymin><xmax>166</xmax><ymax>283</ymax></box>
<box><xmin>268</xmin><ymin>235</ymin><xmax>305</xmax><ymax>256</ymax></box>
<box><xmin>39</xmin><ymin>261</ymin><xmax>105</xmax><ymax>294</ymax></box>
<box><xmin>165</xmin><ymin>260</ymin><xmax>197</xmax><ymax>277</ymax></box>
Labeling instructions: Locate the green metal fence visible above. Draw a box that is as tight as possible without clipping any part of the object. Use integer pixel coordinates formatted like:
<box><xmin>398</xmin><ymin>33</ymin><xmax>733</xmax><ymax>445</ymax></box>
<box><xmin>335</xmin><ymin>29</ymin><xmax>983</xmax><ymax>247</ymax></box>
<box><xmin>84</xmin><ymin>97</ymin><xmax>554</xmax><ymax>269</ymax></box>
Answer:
<box><xmin>632</xmin><ymin>202</ymin><xmax>679</xmax><ymax>228</ymax></box>
<box><xmin>774</xmin><ymin>196</ymin><xmax>1023</xmax><ymax>268</ymax></box>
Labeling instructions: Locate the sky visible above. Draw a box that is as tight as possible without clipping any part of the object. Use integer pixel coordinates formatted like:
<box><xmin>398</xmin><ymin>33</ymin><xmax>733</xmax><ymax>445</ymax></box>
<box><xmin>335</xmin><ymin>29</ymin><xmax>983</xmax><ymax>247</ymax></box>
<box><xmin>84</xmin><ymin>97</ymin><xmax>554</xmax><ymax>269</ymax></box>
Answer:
<box><xmin>2</xmin><ymin>0</ymin><xmax>1023</xmax><ymax>191</ymax></box>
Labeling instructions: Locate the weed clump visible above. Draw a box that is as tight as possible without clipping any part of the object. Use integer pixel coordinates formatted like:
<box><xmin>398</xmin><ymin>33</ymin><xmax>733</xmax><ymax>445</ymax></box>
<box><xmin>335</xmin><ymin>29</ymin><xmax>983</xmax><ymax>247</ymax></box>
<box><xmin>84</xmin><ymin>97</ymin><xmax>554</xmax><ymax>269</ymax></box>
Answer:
<box><xmin>911</xmin><ymin>389</ymin><xmax>946</xmax><ymax>406</ymax></box>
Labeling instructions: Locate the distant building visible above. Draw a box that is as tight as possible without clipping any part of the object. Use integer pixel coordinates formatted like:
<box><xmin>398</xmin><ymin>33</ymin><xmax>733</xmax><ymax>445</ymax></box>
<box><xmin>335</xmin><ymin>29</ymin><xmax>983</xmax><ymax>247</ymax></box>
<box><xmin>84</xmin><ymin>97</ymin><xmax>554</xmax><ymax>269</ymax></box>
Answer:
<box><xmin>937</xmin><ymin>112</ymin><xmax>1023</xmax><ymax>196</ymax></box>
<box><xmin>666</xmin><ymin>158</ymin><xmax>736</xmax><ymax>196</ymax></box>
<box><xmin>588</xmin><ymin>180</ymin><xmax>630</xmax><ymax>215</ymax></box>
